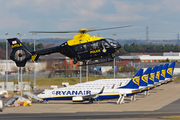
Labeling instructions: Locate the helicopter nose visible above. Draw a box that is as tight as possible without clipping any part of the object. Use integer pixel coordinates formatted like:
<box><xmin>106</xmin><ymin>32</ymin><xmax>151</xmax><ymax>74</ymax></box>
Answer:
<box><xmin>116</xmin><ymin>43</ymin><xmax>121</xmax><ymax>50</ymax></box>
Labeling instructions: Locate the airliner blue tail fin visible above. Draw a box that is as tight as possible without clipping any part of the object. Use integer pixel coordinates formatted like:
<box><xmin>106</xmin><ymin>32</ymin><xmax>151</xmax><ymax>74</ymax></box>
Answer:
<box><xmin>166</xmin><ymin>62</ymin><xmax>176</xmax><ymax>78</ymax></box>
<box><xmin>118</xmin><ymin>69</ymin><xmax>143</xmax><ymax>89</ymax></box>
<box><xmin>98</xmin><ymin>87</ymin><xmax>105</xmax><ymax>94</ymax></box>
<box><xmin>154</xmin><ymin>65</ymin><xmax>163</xmax><ymax>83</ymax></box>
<box><xmin>139</xmin><ymin>67</ymin><xmax>152</xmax><ymax>87</ymax></box>
<box><xmin>148</xmin><ymin>66</ymin><xmax>158</xmax><ymax>85</ymax></box>
<box><xmin>159</xmin><ymin>63</ymin><xmax>169</xmax><ymax>81</ymax></box>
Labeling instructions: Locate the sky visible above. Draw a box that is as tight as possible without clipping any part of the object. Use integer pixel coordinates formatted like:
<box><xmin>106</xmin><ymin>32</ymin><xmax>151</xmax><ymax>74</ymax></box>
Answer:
<box><xmin>1</xmin><ymin>0</ymin><xmax>180</xmax><ymax>40</ymax></box>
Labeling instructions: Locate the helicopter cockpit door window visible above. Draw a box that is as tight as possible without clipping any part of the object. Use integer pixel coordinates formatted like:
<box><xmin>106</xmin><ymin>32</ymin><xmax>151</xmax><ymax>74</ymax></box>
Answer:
<box><xmin>75</xmin><ymin>45</ymin><xmax>85</xmax><ymax>53</ymax></box>
<box><xmin>98</xmin><ymin>41</ymin><xmax>103</xmax><ymax>49</ymax></box>
<box><xmin>102</xmin><ymin>40</ymin><xmax>110</xmax><ymax>48</ymax></box>
<box><xmin>92</xmin><ymin>42</ymin><xmax>99</xmax><ymax>50</ymax></box>
<box><xmin>74</xmin><ymin>44</ymin><xmax>89</xmax><ymax>60</ymax></box>
<box><xmin>105</xmin><ymin>38</ymin><xmax>118</xmax><ymax>47</ymax></box>
<box><xmin>82</xmin><ymin>44</ymin><xmax>87</xmax><ymax>51</ymax></box>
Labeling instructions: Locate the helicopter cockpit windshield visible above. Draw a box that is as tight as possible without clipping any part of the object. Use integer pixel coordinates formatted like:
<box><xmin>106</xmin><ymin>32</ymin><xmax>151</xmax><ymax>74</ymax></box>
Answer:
<box><xmin>105</xmin><ymin>38</ymin><xmax>119</xmax><ymax>47</ymax></box>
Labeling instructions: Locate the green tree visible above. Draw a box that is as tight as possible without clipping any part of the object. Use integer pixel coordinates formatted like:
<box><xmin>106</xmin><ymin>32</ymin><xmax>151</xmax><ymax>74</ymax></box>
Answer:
<box><xmin>166</xmin><ymin>58</ymin><xmax>170</xmax><ymax>62</ymax></box>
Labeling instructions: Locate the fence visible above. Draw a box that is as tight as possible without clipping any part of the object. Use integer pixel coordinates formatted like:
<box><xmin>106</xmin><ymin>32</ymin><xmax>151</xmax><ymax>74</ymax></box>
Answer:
<box><xmin>0</xmin><ymin>71</ymin><xmax>137</xmax><ymax>80</ymax></box>
<box><xmin>1</xmin><ymin>71</ymin><xmax>180</xmax><ymax>80</ymax></box>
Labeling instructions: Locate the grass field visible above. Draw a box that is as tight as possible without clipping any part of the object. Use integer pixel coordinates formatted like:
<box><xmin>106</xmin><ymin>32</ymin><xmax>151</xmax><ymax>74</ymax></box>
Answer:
<box><xmin>172</xmin><ymin>77</ymin><xmax>180</xmax><ymax>83</ymax></box>
<box><xmin>159</xmin><ymin>116</ymin><xmax>180</xmax><ymax>119</ymax></box>
<box><xmin>3</xmin><ymin>75</ymin><xmax>111</xmax><ymax>86</ymax></box>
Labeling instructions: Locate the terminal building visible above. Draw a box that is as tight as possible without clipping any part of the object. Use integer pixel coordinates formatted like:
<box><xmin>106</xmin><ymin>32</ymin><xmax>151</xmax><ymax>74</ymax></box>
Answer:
<box><xmin>116</xmin><ymin>51</ymin><xmax>180</xmax><ymax>75</ymax></box>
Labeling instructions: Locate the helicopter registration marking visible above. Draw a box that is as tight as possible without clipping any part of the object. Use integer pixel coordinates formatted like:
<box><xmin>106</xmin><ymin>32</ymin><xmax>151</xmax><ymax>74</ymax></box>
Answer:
<box><xmin>11</xmin><ymin>43</ymin><xmax>22</xmax><ymax>48</ymax></box>
<box><xmin>90</xmin><ymin>49</ymin><xmax>100</xmax><ymax>54</ymax></box>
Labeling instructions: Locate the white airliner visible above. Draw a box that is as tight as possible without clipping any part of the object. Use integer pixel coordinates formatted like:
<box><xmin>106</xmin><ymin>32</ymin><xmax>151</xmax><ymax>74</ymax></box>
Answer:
<box><xmin>165</xmin><ymin>62</ymin><xmax>176</xmax><ymax>82</ymax></box>
<box><xmin>37</xmin><ymin>69</ymin><xmax>143</xmax><ymax>103</ymax></box>
<box><xmin>155</xmin><ymin>62</ymin><xmax>175</xmax><ymax>84</ymax></box>
<box><xmin>159</xmin><ymin>63</ymin><xmax>169</xmax><ymax>84</ymax></box>
<box><xmin>93</xmin><ymin>69</ymin><xmax>143</xmax><ymax>102</ymax></box>
<box><xmin>138</xmin><ymin>67</ymin><xmax>152</xmax><ymax>91</ymax></box>
<box><xmin>37</xmin><ymin>62</ymin><xmax>175</xmax><ymax>103</ymax></box>
<box><xmin>84</xmin><ymin>62</ymin><xmax>176</xmax><ymax>101</ymax></box>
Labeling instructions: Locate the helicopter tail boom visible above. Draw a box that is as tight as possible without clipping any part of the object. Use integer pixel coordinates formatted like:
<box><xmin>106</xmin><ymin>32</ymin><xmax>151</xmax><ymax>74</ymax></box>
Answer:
<box><xmin>7</xmin><ymin>38</ymin><xmax>60</xmax><ymax>67</ymax></box>
<box><xmin>7</xmin><ymin>38</ymin><xmax>32</xmax><ymax>67</ymax></box>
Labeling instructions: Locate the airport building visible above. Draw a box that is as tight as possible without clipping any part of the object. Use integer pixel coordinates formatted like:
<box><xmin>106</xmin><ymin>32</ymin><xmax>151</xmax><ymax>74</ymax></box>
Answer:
<box><xmin>39</xmin><ymin>53</ymin><xmax>81</xmax><ymax>71</ymax></box>
<box><xmin>117</xmin><ymin>52</ymin><xmax>180</xmax><ymax>65</ymax></box>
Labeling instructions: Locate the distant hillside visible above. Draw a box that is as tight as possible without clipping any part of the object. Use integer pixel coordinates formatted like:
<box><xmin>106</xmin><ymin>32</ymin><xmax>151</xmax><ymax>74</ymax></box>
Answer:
<box><xmin>117</xmin><ymin>39</ymin><xmax>180</xmax><ymax>45</ymax></box>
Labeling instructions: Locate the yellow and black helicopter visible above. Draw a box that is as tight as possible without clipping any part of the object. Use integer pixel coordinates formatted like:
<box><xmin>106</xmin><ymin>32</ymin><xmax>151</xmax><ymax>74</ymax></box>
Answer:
<box><xmin>7</xmin><ymin>25</ymin><xmax>135</xmax><ymax>67</ymax></box>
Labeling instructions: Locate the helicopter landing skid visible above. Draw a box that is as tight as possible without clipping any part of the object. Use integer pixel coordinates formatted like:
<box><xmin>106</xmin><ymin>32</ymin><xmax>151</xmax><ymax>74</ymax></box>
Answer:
<box><xmin>78</xmin><ymin>59</ymin><xmax>113</xmax><ymax>66</ymax></box>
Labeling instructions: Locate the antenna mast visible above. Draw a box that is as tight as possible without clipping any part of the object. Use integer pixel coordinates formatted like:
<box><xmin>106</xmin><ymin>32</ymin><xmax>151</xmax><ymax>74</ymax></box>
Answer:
<box><xmin>146</xmin><ymin>26</ymin><xmax>149</xmax><ymax>43</ymax></box>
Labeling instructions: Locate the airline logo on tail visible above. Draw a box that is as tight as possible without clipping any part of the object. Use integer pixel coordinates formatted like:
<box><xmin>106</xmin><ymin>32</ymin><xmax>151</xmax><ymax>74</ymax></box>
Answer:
<box><xmin>141</xmin><ymin>74</ymin><xmax>148</xmax><ymax>83</ymax></box>
<box><xmin>156</xmin><ymin>71</ymin><xmax>160</xmax><ymax>80</ymax></box>
<box><xmin>167</xmin><ymin>68</ymin><xmax>173</xmax><ymax>76</ymax></box>
<box><xmin>149</xmin><ymin>73</ymin><xmax>155</xmax><ymax>82</ymax></box>
<box><xmin>161</xmin><ymin>70</ymin><xmax>166</xmax><ymax>78</ymax></box>
<box><xmin>133</xmin><ymin>76</ymin><xmax>140</xmax><ymax>85</ymax></box>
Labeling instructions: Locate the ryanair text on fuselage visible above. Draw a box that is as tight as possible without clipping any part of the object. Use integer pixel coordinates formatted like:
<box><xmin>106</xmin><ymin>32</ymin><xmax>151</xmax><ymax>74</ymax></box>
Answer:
<box><xmin>52</xmin><ymin>90</ymin><xmax>92</xmax><ymax>96</ymax></box>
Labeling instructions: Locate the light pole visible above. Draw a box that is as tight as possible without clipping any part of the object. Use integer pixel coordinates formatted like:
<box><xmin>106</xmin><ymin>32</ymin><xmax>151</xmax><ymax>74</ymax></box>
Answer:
<box><xmin>112</xmin><ymin>34</ymin><xmax>116</xmax><ymax>79</ymax></box>
<box><xmin>17</xmin><ymin>33</ymin><xmax>26</xmax><ymax>99</ymax></box>
<box><xmin>114</xmin><ymin>57</ymin><xmax>115</xmax><ymax>79</ymax></box>
<box><xmin>80</xmin><ymin>62</ymin><xmax>82</xmax><ymax>83</ymax></box>
<box><xmin>33</xmin><ymin>33</ymin><xmax>36</xmax><ymax>90</ymax></box>
<box><xmin>5</xmin><ymin>33</ymin><xmax>8</xmax><ymax>96</ymax></box>
<box><xmin>86</xmin><ymin>61</ymin><xmax>88</xmax><ymax>82</ymax></box>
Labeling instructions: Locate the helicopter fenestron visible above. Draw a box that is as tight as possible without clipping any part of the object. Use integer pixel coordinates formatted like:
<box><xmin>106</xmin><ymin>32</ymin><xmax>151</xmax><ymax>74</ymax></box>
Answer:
<box><xmin>7</xmin><ymin>25</ymin><xmax>135</xmax><ymax>67</ymax></box>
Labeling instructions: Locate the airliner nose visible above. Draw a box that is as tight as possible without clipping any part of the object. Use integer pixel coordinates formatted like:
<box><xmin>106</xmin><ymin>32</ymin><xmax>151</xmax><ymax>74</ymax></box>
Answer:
<box><xmin>37</xmin><ymin>94</ymin><xmax>42</xmax><ymax>98</ymax></box>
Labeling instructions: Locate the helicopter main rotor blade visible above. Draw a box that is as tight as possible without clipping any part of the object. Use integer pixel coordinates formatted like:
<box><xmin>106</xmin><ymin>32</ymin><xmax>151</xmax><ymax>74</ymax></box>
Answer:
<box><xmin>29</xmin><ymin>31</ymin><xmax>80</xmax><ymax>33</ymax></box>
<box><xmin>87</xmin><ymin>25</ymin><xmax>136</xmax><ymax>32</ymax></box>
<box><xmin>29</xmin><ymin>25</ymin><xmax>136</xmax><ymax>34</ymax></box>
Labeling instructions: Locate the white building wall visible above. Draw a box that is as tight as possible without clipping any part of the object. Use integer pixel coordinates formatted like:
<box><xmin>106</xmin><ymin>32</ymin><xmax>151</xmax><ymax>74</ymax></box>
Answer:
<box><xmin>163</xmin><ymin>52</ymin><xmax>180</xmax><ymax>56</ymax></box>
<box><xmin>0</xmin><ymin>82</ymin><xmax>30</xmax><ymax>91</ymax></box>
<box><xmin>0</xmin><ymin>60</ymin><xmax>47</xmax><ymax>75</ymax></box>
<box><xmin>101</xmin><ymin>66</ymin><xmax>113</xmax><ymax>73</ymax></box>
<box><xmin>139</xmin><ymin>56</ymin><xmax>180</xmax><ymax>60</ymax></box>
<box><xmin>173</xmin><ymin>68</ymin><xmax>180</xmax><ymax>75</ymax></box>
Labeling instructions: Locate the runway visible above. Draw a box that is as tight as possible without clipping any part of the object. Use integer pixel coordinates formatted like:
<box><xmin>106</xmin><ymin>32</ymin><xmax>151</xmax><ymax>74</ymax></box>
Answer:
<box><xmin>0</xmin><ymin>82</ymin><xmax>180</xmax><ymax>120</ymax></box>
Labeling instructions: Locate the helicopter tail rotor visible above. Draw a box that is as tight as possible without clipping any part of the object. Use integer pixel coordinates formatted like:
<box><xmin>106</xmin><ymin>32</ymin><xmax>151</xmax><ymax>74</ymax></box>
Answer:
<box><xmin>7</xmin><ymin>38</ymin><xmax>32</xmax><ymax>67</ymax></box>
